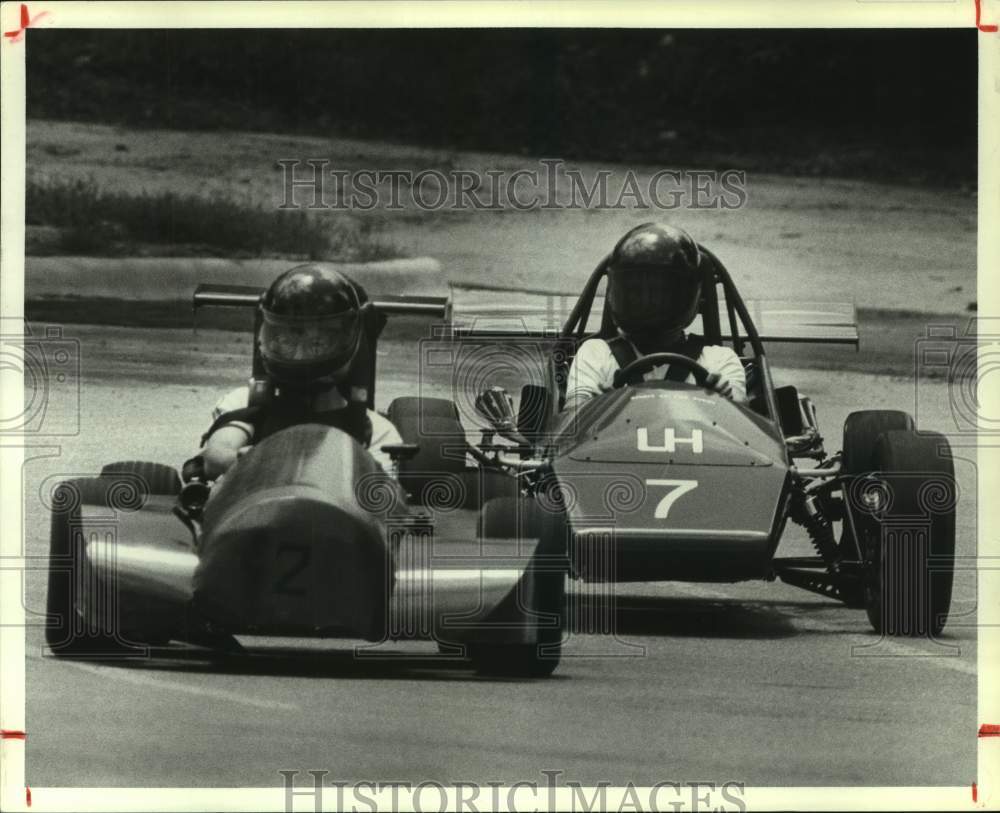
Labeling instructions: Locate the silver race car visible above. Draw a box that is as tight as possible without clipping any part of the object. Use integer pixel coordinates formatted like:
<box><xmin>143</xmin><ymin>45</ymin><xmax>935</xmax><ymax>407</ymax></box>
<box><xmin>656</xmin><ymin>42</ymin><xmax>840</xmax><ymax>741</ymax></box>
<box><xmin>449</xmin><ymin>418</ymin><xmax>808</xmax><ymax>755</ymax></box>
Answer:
<box><xmin>387</xmin><ymin>246</ymin><xmax>956</xmax><ymax>638</ymax></box>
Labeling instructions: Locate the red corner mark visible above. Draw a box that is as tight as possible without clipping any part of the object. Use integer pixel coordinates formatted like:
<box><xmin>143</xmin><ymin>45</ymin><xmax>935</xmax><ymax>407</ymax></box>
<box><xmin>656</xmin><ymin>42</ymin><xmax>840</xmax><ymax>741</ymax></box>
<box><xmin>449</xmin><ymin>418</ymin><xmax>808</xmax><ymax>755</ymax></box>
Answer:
<box><xmin>0</xmin><ymin>729</ymin><xmax>27</xmax><ymax>740</ymax></box>
<box><xmin>4</xmin><ymin>4</ymin><xmax>50</xmax><ymax>44</ymax></box>
<box><xmin>26</xmin><ymin>786</ymin><xmax>31</xmax><ymax>807</ymax></box>
<box><xmin>973</xmin><ymin>783</ymin><xmax>978</xmax><ymax>802</ymax></box>
<box><xmin>977</xmin><ymin>0</ymin><xmax>999</xmax><ymax>32</ymax></box>
<box><xmin>979</xmin><ymin>723</ymin><xmax>1000</xmax><ymax>737</ymax></box>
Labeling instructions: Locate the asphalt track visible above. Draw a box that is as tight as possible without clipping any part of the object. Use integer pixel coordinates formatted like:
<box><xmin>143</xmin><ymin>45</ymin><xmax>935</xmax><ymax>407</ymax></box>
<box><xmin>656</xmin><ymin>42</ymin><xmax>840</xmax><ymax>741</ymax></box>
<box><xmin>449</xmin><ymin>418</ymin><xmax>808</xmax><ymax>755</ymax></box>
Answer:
<box><xmin>21</xmin><ymin>325</ymin><xmax>978</xmax><ymax>788</ymax></box>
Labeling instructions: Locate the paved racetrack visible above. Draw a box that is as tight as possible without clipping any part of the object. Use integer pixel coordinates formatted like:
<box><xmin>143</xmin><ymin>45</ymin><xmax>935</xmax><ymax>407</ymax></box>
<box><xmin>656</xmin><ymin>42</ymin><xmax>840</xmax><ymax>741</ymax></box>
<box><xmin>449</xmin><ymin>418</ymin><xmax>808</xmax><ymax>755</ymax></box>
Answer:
<box><xmin>21</xmin><ymin>325</ymin><xmax>977</xmax><ymax>788</ymax></box>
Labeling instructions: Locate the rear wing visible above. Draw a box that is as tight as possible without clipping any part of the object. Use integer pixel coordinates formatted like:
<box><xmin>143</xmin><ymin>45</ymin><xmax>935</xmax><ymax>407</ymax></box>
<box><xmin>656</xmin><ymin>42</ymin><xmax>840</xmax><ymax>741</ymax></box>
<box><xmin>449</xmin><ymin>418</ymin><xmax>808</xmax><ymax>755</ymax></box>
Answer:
<box><xmin>193</xmin><ymin>283</ymin><xmax>451</xmax><ymax>408</ymax></box>
<box><xmin>735</xmin><ymin>300</ymin><xmax>859</xmax><ymax>346</ymax></box>
<box><xmin>193</xmin><ymin>283</ymin><xmax>450</xmax><ymax>317</ymax></box>
<box><xmin>446</xmin><ymin>285</ymin><xmax>859</xmax><ymax>347</ymax></box>
<box><xmin>192</xmin><ymin>283</ymin><xmax>264</xmax><ymax>309</ymax></box>
<box><xmin>192</xmin><ymin>283</ymin><xmax>858</xmax><ymax>347</ymax></box>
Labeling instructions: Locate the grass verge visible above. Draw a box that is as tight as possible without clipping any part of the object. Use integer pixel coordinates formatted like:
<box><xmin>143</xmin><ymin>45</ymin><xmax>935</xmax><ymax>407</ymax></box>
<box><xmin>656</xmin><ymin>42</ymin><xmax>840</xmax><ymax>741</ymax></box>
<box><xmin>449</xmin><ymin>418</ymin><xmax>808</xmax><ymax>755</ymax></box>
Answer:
<box><xmin>25</xmin><ymin>177</ymin><xmax>403</xmax><ymax>261</ymax></box>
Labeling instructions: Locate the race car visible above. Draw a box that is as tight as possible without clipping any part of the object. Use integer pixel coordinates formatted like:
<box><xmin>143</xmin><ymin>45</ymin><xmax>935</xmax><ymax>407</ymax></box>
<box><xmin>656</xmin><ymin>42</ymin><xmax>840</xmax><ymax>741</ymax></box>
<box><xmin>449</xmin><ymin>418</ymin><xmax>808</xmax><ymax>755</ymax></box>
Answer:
<box><xmin>376</xmin><ymin>246</ymin><xmax>956</xmax><ymax>638</ymax></box>
<box><xmin>43</xmin><ymin>289</ymin><xmax>565</xmax><ymax>677</ymax></box>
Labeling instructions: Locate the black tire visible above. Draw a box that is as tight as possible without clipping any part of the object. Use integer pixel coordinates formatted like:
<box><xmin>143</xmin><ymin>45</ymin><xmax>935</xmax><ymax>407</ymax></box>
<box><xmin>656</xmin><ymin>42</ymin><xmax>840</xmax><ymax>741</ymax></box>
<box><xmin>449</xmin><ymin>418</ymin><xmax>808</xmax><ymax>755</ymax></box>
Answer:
<box><xmin>854</xmin><ymin>430</ymin><xmax>956</xmax><ymax>637</ymax></box>
<box><xmin>454</xmin><ymin>469</ymin><xmax>520</xmax><ymax>510</ymax></box>
<box><xmin>388</xmin><ymin>396</ymin><xmax>461</xmax><ymax>421</ymax></box>
<box><xmin>478</xmin><ymin>496</ymin><xmax>542</xmax><ymax>540</ymax></box>
<box><xmin>46</xmin><ymin>478</ymin><xmax>120</xmax><ymax>654</ymax></box>
<box><xmin>842</xmin><ymin>410</ymin><xmax>914</xmax><ymax>475</ymax></box>
<box><xmin>839</xmin><ymin>410</ymin><xmax>916</xmax><ymax>559</ymax></box>
<box><xmin>469</xmin><ymin>642</ymin><xmax>561</xmax><ymax>678</ymax></box>
<box><xmin>46</xmin><ymin>477</ymin><xmax>161</xmax><ymax>655</ymax></box>
<box><xmin>386</xmin><ymin>397</ymin><xmax>468</xmax><ymax>505</ymax></box>
<box><xmin>516</xmin><ymin>383</ymin><xmax>552</xmax><ymax>444</ymax></box>
<box><xmin>99</xmin><ymin>461</ymin><xmax>181</xmax><ymax>496</ymax></box>
<box><xmin>472</xmin><ymin>497</ymin><xmax>564</xmax><ymax>678</ymax></box>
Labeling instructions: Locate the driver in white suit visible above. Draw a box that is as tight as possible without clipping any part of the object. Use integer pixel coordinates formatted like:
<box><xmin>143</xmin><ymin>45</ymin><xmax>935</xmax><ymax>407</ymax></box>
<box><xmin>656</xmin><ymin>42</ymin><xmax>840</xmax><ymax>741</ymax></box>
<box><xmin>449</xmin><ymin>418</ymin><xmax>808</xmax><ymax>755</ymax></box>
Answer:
<box><xmin>564</xmin><ymin>223</ymin><xmax>747</xmax><ymax>411</ymax></box>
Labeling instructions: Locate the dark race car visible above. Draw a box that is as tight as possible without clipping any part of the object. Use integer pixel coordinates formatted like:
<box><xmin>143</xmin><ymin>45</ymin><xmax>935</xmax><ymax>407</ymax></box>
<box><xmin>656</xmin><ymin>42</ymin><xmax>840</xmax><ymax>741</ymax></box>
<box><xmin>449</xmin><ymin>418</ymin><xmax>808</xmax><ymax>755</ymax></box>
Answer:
<box><xmin>44</xmin><ymin>287</ymin><xmax>565</xmax><ymax>677</ymax></box>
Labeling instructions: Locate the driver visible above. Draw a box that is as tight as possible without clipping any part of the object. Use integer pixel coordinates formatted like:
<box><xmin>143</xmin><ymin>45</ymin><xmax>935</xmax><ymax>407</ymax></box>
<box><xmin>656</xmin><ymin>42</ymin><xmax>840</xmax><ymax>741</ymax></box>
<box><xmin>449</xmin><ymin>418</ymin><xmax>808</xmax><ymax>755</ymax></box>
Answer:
<box><xmin>564</xmin><ymin>222</ymin><xmax>747</xmax><ymax>410</ymax></box>
<box><xmin>192</xmin><ymin>264</ymin><xmax>402</xmax><ymax>481</ymax></box>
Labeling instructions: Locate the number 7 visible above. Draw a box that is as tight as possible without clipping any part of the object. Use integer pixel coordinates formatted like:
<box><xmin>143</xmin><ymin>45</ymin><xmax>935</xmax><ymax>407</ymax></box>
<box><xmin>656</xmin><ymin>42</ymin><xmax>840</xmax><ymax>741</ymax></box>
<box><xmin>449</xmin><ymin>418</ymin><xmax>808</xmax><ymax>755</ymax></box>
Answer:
<box><xmin>645</xmin><ymin>479</ymin><xmax>698</xmax><ymax>519</ymax></box>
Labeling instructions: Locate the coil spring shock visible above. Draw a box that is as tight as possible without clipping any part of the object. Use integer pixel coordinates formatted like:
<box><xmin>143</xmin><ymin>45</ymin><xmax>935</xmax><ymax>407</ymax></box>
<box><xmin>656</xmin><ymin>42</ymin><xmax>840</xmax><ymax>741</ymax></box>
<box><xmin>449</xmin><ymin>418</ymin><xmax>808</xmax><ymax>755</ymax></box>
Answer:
<box><xmin>797</xmin><ymin>494</ymin><xmax>840</xmax><ymax>568</ymax></box>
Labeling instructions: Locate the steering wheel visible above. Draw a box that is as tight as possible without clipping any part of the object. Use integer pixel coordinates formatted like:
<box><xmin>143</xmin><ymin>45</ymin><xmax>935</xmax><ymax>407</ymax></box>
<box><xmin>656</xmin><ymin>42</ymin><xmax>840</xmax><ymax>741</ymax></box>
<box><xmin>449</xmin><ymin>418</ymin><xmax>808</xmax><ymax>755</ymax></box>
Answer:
<box><xmin>612</xmin><ymin>352</ymin><xmax>713</xmax><ymax>389</ymax></box>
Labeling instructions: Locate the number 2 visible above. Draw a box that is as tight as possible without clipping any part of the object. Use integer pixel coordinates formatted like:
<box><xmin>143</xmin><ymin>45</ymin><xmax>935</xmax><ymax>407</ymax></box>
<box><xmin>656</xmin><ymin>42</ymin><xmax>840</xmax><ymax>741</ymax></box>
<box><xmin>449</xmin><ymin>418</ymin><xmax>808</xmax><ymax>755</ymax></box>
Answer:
<box><xmin>273</xmin><ymin>543</ymin><xmax>311</xmax><ymax>596</ymax></box>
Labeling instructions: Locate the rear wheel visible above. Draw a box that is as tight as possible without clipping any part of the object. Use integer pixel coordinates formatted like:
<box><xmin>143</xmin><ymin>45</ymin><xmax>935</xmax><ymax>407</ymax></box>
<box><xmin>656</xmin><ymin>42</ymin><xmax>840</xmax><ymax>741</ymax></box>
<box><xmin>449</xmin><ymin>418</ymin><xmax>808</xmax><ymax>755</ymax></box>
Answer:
<box><xmin>851</xmin><ymin>430</ymin><xmax>956</xmax><ymax>637</ymax></box>
<box><xmin>99</xmin><ymin>461</ymin><xmax>181</xmax><ymax>496</ymax></box>
<box><xmin>470</xmin><ymin>497</ymin><xmax>564</xmax><ymax>678</ymax></box>
<box><xmin>386</xmin><ymin>397</ymin><xmax>468</xmax><ymax>506</ymax></box>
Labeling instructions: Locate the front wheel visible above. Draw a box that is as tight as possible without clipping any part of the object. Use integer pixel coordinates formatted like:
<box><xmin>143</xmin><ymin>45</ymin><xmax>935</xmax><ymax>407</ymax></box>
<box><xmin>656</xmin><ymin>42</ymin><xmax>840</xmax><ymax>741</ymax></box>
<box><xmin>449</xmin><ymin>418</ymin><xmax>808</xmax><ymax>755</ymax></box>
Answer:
<box><xmin>46</xmin><ymin>475</ymin><xmax>166</xmax><ymax>655</ymax></box>
<box><xmin>46</xmin><ymin>477</ymin><xmax>129</xmax><ymax>654</ymax></box>
<box><xmin>469</xmin><ymin>642</ymin><xmax>562</xmax><ymax>678</ymax></box>
<box><xmin>853</xmin><ymin>430</ymin><xmax>956</xmax><ymax>637</ymax></box>
<box><xmin>470</xmin><ymin>497</ymin><xmax>565</xmax><ymax>677</ymax></box>
<box><xmin>839</xmin><ymin>410</ymin><xmax>915</xmax><ymax>560</ymax></box>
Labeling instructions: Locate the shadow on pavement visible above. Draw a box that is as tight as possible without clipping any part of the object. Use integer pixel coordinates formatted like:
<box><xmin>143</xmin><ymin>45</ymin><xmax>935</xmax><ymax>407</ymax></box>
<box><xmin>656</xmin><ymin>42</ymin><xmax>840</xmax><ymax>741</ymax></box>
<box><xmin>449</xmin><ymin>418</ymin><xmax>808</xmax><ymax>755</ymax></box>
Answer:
<box><xmin>48</xmin><ymin>642</ymin><xmax>569</xmax><ymax>684</ymax></box>
<box><xmin>569</xmin><ymin>592</ymin><xmax>806</xmax><ymax>640</ymax></box>
<box><xmin>42</xmin><ymin>590</ymin><xmax>889</xmax><ymax>680</ymax></box>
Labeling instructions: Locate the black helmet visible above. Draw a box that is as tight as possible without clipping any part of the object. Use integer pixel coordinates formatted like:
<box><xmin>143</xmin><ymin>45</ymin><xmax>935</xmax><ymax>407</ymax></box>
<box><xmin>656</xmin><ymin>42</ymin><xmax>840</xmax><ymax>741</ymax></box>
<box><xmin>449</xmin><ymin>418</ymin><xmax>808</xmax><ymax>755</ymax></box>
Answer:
<box><xmin>259</xmin><ymin>264</ymin><xmax>367</xmax><ymax>390</ymax></box>
<box><xmin>606</xmin><ymin>222</ymin><xmax>702</xmax><ymax>334</ymax></box>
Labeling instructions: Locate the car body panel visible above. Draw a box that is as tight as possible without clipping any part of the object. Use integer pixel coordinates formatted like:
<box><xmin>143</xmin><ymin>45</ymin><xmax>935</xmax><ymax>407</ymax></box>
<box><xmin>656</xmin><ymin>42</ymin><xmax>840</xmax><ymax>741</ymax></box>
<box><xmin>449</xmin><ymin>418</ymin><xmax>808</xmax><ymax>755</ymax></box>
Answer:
<box><xmin>548</xmin><ymin>384</ymin><xmax>790</xmax><ymax>582</ymax></box>
<box><xmin>77</xmin><ymin>425</ymin><xmax>559</xmax><ymax>645</ymax></box>
<box><xmin>193</xmin><ymin>425</ymin><xmax>394</xmax><ymax>638</ymax></box>
<box><xmin>556</xmin><ymin>383</ymin><xmax>786</xmax><ymax>467</ymax></box>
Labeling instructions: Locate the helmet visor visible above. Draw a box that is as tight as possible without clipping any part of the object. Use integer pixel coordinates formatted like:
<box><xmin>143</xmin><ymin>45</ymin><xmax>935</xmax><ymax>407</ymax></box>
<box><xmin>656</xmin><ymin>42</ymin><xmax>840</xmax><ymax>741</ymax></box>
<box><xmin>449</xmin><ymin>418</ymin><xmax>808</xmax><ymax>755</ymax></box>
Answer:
<box><xmin>608</xmin><ymin>266</ymin><xmax>701</xmax><ymax>332</ymax></box>
<box><xmin>259</xmin><ymin>310</ymin><xmax>361</xmax><ymax>369</ymax></box>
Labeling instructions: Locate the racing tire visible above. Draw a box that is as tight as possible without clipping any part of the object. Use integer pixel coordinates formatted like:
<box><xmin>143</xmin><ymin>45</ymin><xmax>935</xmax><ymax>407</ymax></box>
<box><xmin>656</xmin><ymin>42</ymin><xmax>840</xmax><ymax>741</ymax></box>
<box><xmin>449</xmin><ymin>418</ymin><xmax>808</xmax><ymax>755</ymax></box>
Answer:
<box><xmin>469</xmin><ymin>643</ymin><xmax>561</xmax><ymax>678</ymax></box>
<box><xmin>839</xmin><ymin>410</ymin><xmax>915</xmax><ymax>559</ymax></box>
<box><xmin>477</xmin><ymin>495</ymin><xmax>541</xmax><ymax>540</ymax></box>
<box><xmin>386</xmin><ymin>397</ymin><xmax>468</xmax><ymax>505</ymax></box>
<box><xmin>388</xmin><ymin>396</ymin><xmax>462</xmax><ymax>421</ymax></box>
<box><xmin>471</xmin><ymin>498</ymin><xmax>565</xmax><ymax>678</ymax></box>
<box><xmin>46</xmin><ymin>477</ymin><xmax>161</xmax><ymax>656</ymax></box>
<box><xmin>853</xmin><ymin>430</ymin><xmax>956</xmax><ymax>637</ymax></box>
<box><xmin>99</xmin><ymin>461</ymin><xmax>181</xmax><ymax>496</ymax></box>
<box><xmin>841</xmin><ymin>410</ymin><xmax>914</xmax><ymax>475</ymax></box>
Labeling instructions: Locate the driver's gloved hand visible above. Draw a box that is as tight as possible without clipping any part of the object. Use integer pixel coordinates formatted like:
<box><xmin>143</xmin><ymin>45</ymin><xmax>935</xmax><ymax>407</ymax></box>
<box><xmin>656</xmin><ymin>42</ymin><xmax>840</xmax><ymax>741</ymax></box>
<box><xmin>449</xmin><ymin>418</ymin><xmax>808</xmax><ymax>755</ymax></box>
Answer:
<box><xmin>704</xmin><ymin>372</ymin><xmax>734</xmax><ymax>400</ymax></box>
<box><xmin>178</xmin><ymin>455</ymin><xmax>211</xmax><ymax>523</ymax></box>
<box><xmin>181</xmin><ymin>455</ymin><xmax>207</xmax><ymax>483</ymax></box>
